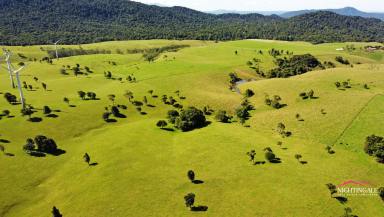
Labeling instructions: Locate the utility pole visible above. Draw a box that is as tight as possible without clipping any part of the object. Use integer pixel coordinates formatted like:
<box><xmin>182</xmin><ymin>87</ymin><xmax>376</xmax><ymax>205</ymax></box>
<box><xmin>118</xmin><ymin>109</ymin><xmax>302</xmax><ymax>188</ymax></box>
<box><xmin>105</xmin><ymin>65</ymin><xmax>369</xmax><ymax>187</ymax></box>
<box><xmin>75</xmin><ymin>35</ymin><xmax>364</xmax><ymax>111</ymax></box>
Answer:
<box><xmin>54</xmin><ymin>40</ymin><xmax>60</xmax><ymax>59</ymax></box>
<box><xmin>2</xmin><ymin>48</ymin><xmax>15</xmax><ymax>88</ymax></box>
<box><xmin>13</xmin><ymin>66</ymin><xmax>26</xmax><ymax>108</ymax></box>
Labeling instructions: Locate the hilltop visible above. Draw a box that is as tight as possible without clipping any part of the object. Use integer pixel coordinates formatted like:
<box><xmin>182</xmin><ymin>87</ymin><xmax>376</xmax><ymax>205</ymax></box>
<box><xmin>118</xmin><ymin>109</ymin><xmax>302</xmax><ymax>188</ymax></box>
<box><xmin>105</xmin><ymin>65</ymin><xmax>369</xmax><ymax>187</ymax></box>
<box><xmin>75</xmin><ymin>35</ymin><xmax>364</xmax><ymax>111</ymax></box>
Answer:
<box><xmin>0</xmin><ymin>0</ymin><xmax>383</xmax><ymax>45</ymax></box>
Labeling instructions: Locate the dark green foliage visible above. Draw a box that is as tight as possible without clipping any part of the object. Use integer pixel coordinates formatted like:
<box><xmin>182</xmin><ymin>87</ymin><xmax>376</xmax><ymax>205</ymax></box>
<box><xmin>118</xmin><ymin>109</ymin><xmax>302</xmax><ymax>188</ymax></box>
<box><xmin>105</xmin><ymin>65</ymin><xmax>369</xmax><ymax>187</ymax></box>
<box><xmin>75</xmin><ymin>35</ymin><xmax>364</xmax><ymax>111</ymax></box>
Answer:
<box><xmin>326</xmin><ymin>183</ymin><xmax>337</xmax><ymax>197</ymax></box>
<box><xmin>335</xmin><ymin>56</ymin><xmax>350</xmax><ymax>65</ymax></box>
<box><xmin>187</xmin><ymin>170</ymin><xmax>195</xmax><ymax>182</ymax></box>
<box><xmin>86</xmin><ymin>92</ymin><xmax>97</xmax><ymax>100</ymax></box>
<box><xmin>102</xmin><ymin>112</ymin><xmax>111</xmax><ymax>122</ymax></box>
<box><xmin>83</xmin><ymin>153</ymin><xmax>90</xmax><ymax>165</ymax></box>
<box><xmin>229</xmin><ymin>73</ymin><xmax>241</xmax><ymax>85</ymax></box>
<box><xmin>167</xmin><ymin>110</ymin><xmax>179</xmax><ymax>124</ymax></box>
<box><xmin>52</xmin><ymin>206</ymin><xmax>63</xmax><ymax>217</ymax></box>
<box><xmin>2</xmin><ymin>110</ymin><xmax>10</xmax><ymax>117</ymax></box>
<box><xmin>268</xmin><ymin>54</ymin><xmax>322</xmax><ymax>78</ymax></box>
<box><xmin>0</xmin><ymin>1</ymin><xmax>383</xmax><ymax>46</ymax></box>
<box><xmin>246</xmin><ymin>150</ymin><xmax>256</xmax><ymax>162</ymax></box>
<box><xmin>265</xmin><ymin>151</ymin><xmax>276</xmax><ymax>162</ymax></box>
<box><xmin>299</xmin><ymin>90</ymin><xmax>315</xmax><ymax>99</ymax></box>
<box><xmin>137</xmin><ymin>45</ymin><xmax>189</xmax><ymax>62</ymax></box>
<box><xmin>48</xmin><ymin>48</ymin><xmax>111</xmax><ymax>58</ymax></box>
<box><xmin>23</xmin><ymin>138</ymin><xmax>35</xmax><ymax>153</ymax></box>
<box><xmin>184</xmin><ymin>193</ymin><xmax>195</xmax><ymax>210</ymax></box>
<box><xmin>156</xmin><ymin>120</ymin><xmax>168</xmax><ymax>129</ymax></box>
<box><xmin>110</xmin><ymin>106</ymin><xmax>120</xmax><ymax>117</ymax></box>
<box><xmin>4</xmin><ymin>92</ymin><xmax>17</xmax><ymax>104</ymax></box>
<box><xmin>364</xmin><ymin>135</ymin><xmax>384</xmax><ymax>163</ymax></box>
<box><xmin>43</xmin><ymin>106</ymin><xmax>52</xmax><ymax>115</ymax></box>
<box><xmin>215</xmin><ymin>110</ymin><xmax>230</xmax><ymax>123</ymax></box>
<box><xmin>21</xmin><ymin>106</ymin><xmax>35</xmax><ymax>120</ymax></box>
<box><xmin>174</xmin><ymin>107</ymin><xmax>206</xmax><ymax>131</ymax></box>
<box><xmin>34</xmin><ymin>135</ymin><xmax>58</xmax><ymax>154</ymax></box>
<box><xmin>78</xmin><ymin>91</ymin><xmax>86</xmax><ymax>100</ymax></box>
<box><xmin>244</xmin><ymin>89</ymin><xmax>255</xmax><ymax>98</ymax></box>
<box><xmin>265</xmin><ymin>95</ymin><xmax>285</xmax><ymax>109</ymax></box>
<box><xmin>42</xmin><ymin>83</ymin><xmax>47</xmax><ymax>91</ymax></box>
<box><xmin>379</xmin><ymin>187</ymin><xmax>384</xmax><ymax>201</ymax></box>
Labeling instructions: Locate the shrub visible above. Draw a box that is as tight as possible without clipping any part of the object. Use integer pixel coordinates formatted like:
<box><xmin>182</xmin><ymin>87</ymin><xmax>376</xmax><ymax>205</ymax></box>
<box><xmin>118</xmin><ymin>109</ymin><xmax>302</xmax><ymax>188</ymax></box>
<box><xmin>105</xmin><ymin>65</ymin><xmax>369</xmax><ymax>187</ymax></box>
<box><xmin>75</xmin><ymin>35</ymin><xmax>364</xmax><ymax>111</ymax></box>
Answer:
<box><xmin>379</xmin><ymin>187</ymin><xmax>384</xmax><ymax>201</ymax></box>
<box><xmin>265</xmin><ymin>151</ymin><xmax>276</xmax><ymax>162</ymax></box>
<box><xmin>4</xmin><ymin>92</ymin><xmax>17</xmax><ymax>104</ymax></box>
<box><xmin>78</xmin><ymin>91</ymin><xmax>86</xmax><ymax>100</ymax></box>
<box><xmin>244</xmin><ymin>89</ymin><xmax>254</xmax><ymax>98</ymax></box>
<box><xmin>187</xmin><ymin>170</ymin><xmax>195</xmax><ymax>182</ymax></box>
<box><xmin>156</xmin><ymin>120</ymin><xmax>168</xmax><ymax>129</ymax></box>
<box><xmin>335</xmin><ymin>56</ymin><xmax>350</xmax><ymax>65</ymax></box>
<box><xmin>175</xmin><ymin>107</ymin><xmax>206</xmax><ymax>132</ymax></box>
<box><xmin>43</xmin><ymin>106</ymin><xmax>52</xmax><ymax>115</ymax></box>
<box><xmin>34</xmin><ymin>135</ymin><xmax>58</xmax><ymax>154</ymax></box>
<box><xmin>167</xmin><ymin>110</ymin><xmax>179</xmax><ymax>124</ymax></box>
<box><xmin>215</xmin><ymin>110</ymin><xmax>230</xmax><ymax>123</ymax></box>
<box><xmin>364</xmin><ymin>135</ymin><xmax>384</xmax><ymax>163</ymax></box>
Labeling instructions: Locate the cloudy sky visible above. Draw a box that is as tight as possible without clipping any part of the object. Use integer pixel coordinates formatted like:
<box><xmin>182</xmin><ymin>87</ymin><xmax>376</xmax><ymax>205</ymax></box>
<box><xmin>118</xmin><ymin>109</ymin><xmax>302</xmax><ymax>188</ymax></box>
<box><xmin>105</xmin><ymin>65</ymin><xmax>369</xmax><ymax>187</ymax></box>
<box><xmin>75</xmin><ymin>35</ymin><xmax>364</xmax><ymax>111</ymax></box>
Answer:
<box><xmin>133</xmin><ymin>0</ymin><xmax>384</xmax><ymax>12</ymax></box>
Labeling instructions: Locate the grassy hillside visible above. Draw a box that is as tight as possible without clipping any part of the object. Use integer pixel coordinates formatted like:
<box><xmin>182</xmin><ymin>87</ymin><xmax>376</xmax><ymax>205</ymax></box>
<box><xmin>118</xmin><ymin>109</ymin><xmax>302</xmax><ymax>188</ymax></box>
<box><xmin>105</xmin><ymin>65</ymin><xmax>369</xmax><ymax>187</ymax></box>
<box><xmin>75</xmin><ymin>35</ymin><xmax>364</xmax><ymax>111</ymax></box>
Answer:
<box><xmin>0</xmin><ymin>39</ymin><xmax>383</xmax><ymax>217</ymax></box>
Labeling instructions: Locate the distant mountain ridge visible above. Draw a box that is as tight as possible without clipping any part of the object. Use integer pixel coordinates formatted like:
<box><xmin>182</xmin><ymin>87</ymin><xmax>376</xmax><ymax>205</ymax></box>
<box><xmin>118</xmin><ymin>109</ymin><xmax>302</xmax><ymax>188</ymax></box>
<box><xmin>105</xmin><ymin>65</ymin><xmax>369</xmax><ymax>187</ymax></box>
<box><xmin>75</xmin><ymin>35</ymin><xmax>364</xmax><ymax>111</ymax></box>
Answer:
<box><xmin>280</xmin><ymin>7</ymin><xmax>384</xmax><ymax>20</ymax></box>
<box><xmin>208</xmin><ymin>7</ymin><xmax>384</xmax><ymax>20</ymax></box>
<box><xmin>0</xmin><ymin>1</ymin><xmax>383</xmax><ymax>45</ymax></box>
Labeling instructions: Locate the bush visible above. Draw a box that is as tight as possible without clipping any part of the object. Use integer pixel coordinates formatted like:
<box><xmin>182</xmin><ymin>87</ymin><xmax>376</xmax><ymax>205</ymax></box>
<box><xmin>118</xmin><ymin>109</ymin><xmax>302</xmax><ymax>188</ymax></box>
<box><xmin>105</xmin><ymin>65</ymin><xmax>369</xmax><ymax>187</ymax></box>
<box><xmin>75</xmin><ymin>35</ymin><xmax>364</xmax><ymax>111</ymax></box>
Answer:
<box><xmin>4</xmin><ymin>92</ymin><xmax>17</xmax><ymax>104</ymax></box>
<box><xmin>43</xmin><ymin>106</ymin><xmax>52</xmax><ymax>115</ymax></box>
<box><xmin>175</xmin><ymin>107</ymin><xmax>206</xmax><ymax>132</ymax></box>
<box><xmin>379</xmin><ymin>187</ymin><xmax>384</xmax><ymax>201</ymax></box>
<box><xmin>265</xmin><ymin>151</ymin><xmax>276</xmax><ymax>162</ymax></box>
<box><xmin>156</xmin><ymin>120</ymin><xmax>167</xmax><ymax>128</ymax></box>
<box><xmin>34</xmin><ymin>136</ymin><xmax>57</xmax><ymax>153</ymax></box>
<box><xmin>215</xmin><ymin>110</ymin><xmax>230</xmax><ymax>123</ymax></box>
<box><xmin>244</xmin><ymin>89</ymin><xmax>254</xmax><ymax>98</ymax></box>
<box><xmin>167</xmin><ymin>110</ymin><xmax>179</xmax><ymax>124</ymax></box>
<box><xmin>335</xmin><ymin>56</ymin><xmax>350</xmax><ymax>65</ymax></box>
<box><xmin>364</xmin><ymin>135</ymin><xmax>384</xmax><ymax>163</ymax></box>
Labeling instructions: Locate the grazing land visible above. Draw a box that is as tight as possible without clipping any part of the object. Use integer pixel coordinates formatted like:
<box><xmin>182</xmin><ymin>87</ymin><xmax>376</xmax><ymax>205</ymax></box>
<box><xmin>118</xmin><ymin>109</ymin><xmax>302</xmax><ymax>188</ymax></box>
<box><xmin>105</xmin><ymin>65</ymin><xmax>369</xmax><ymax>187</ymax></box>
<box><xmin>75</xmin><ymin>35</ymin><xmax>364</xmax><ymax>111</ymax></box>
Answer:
<box><xmin>0</xmin><ymin>39</ymin><xmax>383</xmax><ymax>217</ymax></box>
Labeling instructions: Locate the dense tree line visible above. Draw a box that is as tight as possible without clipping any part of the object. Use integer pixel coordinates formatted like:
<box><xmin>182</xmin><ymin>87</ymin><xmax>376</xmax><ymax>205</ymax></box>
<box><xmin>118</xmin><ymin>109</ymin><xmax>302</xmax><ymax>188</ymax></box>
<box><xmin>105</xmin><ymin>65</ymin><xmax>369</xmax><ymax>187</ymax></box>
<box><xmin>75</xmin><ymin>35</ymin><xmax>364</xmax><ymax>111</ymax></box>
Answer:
<box><xmin>0</xmin><ymin>1</ymin><xmax>383</xmax><ymax>45</ymax></box>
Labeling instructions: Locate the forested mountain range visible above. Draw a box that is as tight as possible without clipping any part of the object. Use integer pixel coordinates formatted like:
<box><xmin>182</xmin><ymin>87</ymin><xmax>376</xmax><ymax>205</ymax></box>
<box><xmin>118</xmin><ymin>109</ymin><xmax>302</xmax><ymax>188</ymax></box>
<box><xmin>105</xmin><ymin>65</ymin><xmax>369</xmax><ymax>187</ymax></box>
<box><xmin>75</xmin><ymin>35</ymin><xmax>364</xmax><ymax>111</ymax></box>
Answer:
<box><xmin>0</xmin><ymin>0</ymin><xmax>383</xmax><ymax>45</ymax></box>
<box><xmin>280</xmin><ymin>7</ymin><xmax>384</xmax><ymax>20</ymax></box>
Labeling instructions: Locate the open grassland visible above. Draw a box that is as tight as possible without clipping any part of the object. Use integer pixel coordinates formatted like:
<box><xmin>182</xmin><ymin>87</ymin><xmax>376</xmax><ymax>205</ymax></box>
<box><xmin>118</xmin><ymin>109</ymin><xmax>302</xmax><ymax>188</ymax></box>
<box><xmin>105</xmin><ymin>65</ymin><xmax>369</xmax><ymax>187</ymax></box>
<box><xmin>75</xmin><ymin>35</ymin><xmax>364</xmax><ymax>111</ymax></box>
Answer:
<box><xmin>0</xmin><ymin>40</ymin><xmax>383</xmax><ymax>217</ymax></box>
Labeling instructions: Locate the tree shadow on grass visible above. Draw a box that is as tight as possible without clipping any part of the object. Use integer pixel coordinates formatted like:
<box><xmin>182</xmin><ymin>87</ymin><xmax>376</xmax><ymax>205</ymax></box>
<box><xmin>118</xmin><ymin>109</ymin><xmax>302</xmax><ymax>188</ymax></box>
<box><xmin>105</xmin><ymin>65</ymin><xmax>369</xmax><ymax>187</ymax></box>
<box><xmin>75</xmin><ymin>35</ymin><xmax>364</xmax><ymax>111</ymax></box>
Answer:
<box><xmin>147</xmin><ymin>104</ymin><xmax>156</xmax><ymax>108</ymax></box>
<box><xmin>4</xmin><ymin>153</ymin><xmax>15</xmax><ymax>157</ymax></box>
<box><xmin>114</xmin><ymin>113</ymin><xmax>127</xmax><ymax>118</ymax></box>
<box><xmin>46</xmin><ymin>114</ymin><xmax>59</xmax><ymax>118</ymax></box>
<box><xmin>29</xmin><ymin>117</ymin><xmax>43</xmax><ymax>122</ymax></box>
<box><xmin>69</xmin><ymin>105</ymin><xmax>76</xmax><ymax>108</ymax></box>
<box><xmin>140</xmin><ymin>112</ymin><xmax>147</xmax><ymax>115</ymax></box>
<box><xmin>106</xmin><ymin>119</ymin><xmax>117</xmax><ymax>123</ymax></box>
<box><xmin>192</xmin><ymin>180</ymin><xmax>204</xmax><ymax>184</ymax></box>
<box><xmin>161</xmin><ymin>128</ymin><xmax>175</xmax><ymax>132</ymax></box>
<box><xmin>89</xmin><ymin>162</ymin><xmax>98</xmax><ymax>167</ymax></box>
<box><xmin>254</xmin><ymin>161</ymin><xmax>266</xmax><ymax>165</ymax></box>
<box><xmin>51</xmin><ymin>149</ymin><xmax>66</xmax><ymax>156</ymax></box>
<box><xmin>300</xmin><ymin>161</ymin><xmax>308</xmax><ymax>165</ymax></box>
<box><xmin>334</xmin><ymin>196</ymin><xmax>348</xmax><ymax>204</ymax></box>
<box><xmin>270</xmin><ymin>158</ymin><xmax>282</xmax><ymax>164</ymax></box>
<box><xmin>191</xmin><ymin>206</ymin><xmax>208</xmax><ymax>212</ymax></box>
<box><xmin>0</xmin><ymin>139</ymin><xmax>11</xmax><ymax>143</ymax></box>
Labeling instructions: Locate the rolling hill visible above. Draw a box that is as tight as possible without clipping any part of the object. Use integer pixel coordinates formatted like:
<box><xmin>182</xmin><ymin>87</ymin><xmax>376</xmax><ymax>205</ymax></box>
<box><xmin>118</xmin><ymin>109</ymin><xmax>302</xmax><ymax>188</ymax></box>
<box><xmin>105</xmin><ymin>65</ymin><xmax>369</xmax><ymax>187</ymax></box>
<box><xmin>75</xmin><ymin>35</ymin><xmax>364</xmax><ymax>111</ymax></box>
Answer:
<box><xmin>280</xmin><ymin>7</ymin><xmax>384</xmax><ymax>20</ymax></box>
<box><xmin>0</xmin><ymin>0</ymin><xmax>383</xmax><ymax>45</ymax></box>
<box><xmin>0</xmin><ymin>39</ymin><xmax>383</xmax><ymax>217</ymax></box>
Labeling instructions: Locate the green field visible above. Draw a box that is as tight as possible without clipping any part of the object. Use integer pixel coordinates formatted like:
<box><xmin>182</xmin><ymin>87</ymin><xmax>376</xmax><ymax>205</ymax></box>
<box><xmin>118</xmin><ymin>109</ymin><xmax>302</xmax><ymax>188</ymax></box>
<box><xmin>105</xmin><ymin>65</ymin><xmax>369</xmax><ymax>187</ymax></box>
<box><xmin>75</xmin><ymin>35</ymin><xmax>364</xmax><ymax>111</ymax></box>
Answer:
<box><xmin>0</xmin><ymin>40</ymin><xmax>383</xmax><ymax>217</ymax></box>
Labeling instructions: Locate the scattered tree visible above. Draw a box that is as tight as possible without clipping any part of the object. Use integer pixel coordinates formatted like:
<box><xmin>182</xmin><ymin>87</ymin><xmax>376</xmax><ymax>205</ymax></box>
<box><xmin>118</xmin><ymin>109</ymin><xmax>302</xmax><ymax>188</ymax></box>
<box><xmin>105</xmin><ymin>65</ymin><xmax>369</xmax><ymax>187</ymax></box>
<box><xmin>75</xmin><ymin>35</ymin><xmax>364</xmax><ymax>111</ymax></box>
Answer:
<box><xmin>52</xmin><ymin>206</ymin><xmax>62</xmax><ymax>217</ymax></box>
<box><xmin>156</xmin><ymin>120</ymin><xmax>168</xmax><ymax>129</ymax></box>
<box><xmin>187</xmin><ymin>170</ymin><xmax>195</xmax><ymax>183</ymax></box>
<box><xmin>184</xmin><ymin>193</ymin><xmax>195</xmax><ymax>210</ymax></box>
<box><xmin>83</xmin><ymin>153</ymin><xmax>90</xmax><ymax>165</ymax></box>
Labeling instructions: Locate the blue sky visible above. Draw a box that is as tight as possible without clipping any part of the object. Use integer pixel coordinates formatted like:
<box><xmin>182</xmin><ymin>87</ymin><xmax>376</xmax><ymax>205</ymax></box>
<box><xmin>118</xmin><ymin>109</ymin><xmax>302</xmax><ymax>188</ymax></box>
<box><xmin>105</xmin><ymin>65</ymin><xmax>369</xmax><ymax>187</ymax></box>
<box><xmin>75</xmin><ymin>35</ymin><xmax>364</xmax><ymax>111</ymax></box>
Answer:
<box><xmin>133</xmin><ymin>0</ymin><xmax>384</xmax><ymax>12</ymax></box>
